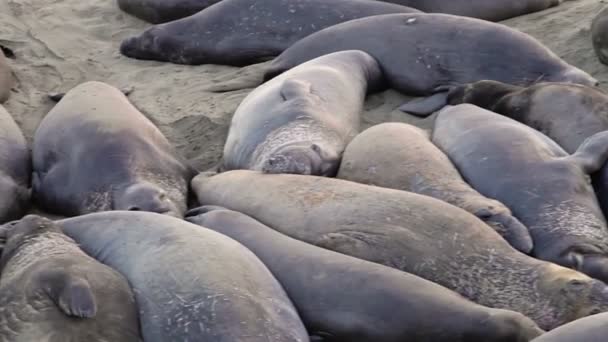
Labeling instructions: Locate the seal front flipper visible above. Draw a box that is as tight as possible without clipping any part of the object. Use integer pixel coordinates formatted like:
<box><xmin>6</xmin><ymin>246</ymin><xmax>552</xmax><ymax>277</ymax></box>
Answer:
<box><xmin>41</xmin><ymin>269</ymin><xmax>98</xmax><ymax>318</ymax></box>
<box><xmin>565</xmin><ymin>131</ymin><xmax>608</xmax><ymax>174</ymax></box>
<box><xmin>280</xmin><ymin>79</ymin><xmax>313</xmax><ymax>101</ymax></box>
<box><xmin>398</xmin><ymin>91</ymin><xmax>449</xmax><ymax>117</ymax></box>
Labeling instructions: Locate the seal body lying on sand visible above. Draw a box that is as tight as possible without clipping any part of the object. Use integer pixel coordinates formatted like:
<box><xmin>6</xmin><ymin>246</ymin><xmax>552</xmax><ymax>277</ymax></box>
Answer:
<box><xmin>337</xmin><ymin>122</ymin><xmax>533</xmax><ymax>253</ymax></box>
<box><xmin>223</xmin><ymin>51</ymin><xmax>382</xmax><ymax>176</ymax></box>
<box><xmin>0</xmin><ymin>49</ymin><xmax>13</xmax><ymax>103</ymax></box>
<box><xmin>0</xmin><ymin>215</ymin><xmax>141</xmax><ymax>342</ymax></box>
<box><xmin>118</xmin><ymin>0</ymin><xmax>222</xmax><ymax>24</ymax></box>
<box><xmin>32</xmin><ymin>81</ymin><xmax>196</xmax><ymax>217</ymax></box>
<box><xmin>382</xmin><ymin>0</ymin><xmax>561</xmax><ymax>21</ymax></box>
<box><xmin>433</xmin><ymin>104</ymin><xmax>608</xmax><ymax>284</ymax></box>
<box><xmin>186</xmin><ymin>206</ymin><xmax>544</xmax><ymax>342</ymax></box>
<box><xmin>0</xmin><ymin>105</ymin><xmax>30</xmax><ymax>223</ymax></box>
<box><xmin>265</xmin><ymin>13</ymin><xmax>597</xmax><ymax>116</ymax></box>
<box><xmin>120</xmin><ymin>0</ymin><xmax>420</xmax><ymax>66</ymax></box>
<box><xmin>190</xmin><ymin>170</ymin><xmax>608</xmax><ymax>330</ymax></box>
<box><xmin>59</xmin><ymin>211</ymin><xmax>309</xmax><ymax>342</ymax></box>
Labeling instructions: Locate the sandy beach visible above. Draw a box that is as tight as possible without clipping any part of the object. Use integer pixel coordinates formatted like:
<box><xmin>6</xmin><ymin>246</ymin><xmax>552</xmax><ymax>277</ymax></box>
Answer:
<box><xmin>0</xmin><ymin>0</ymin><xmax>605</xmax><ymax>172</ymax></box>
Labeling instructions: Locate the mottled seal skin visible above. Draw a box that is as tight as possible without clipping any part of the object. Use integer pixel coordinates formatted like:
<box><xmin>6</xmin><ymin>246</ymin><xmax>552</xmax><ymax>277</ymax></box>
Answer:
<box><xmin>186</xmin><ymin>206</ymin><xmax>545</xmax><ymax>342</ymax></box>
<box><xmin>190</xmin><ymin>170</ymin><xmax>608</xmax><ymax>330</ymax></box>
<box><xmin>264</xmin><ymin>13</ymin><xmax>597</xmax><ymax>116</ymax></box>
<box><xmin>0</xmin><ymin>49</ymin><xmax>13</xmax><ymax>103</ymax></box>
<box><xmin>0</xmin><ymin>215</ymin><xmax>141</xmax><ymax>342</ymax></box>
<box><xmin>0</xmin><ymin>105</ymin><xmax>30</xmax><ymax>224</ymax></box>
<box><xmin>58</xmin><ymin>211</ymin><xmax>309</xmax><ymax>342</ymax></box>
<box><xmin>592</xmin><ymin>7</ymin><xmax>608</xmax><ymax>65</ymax></box>
<box><xmin>32</xmin><ymin>81</ymin><xmax>196</xmax><ymax>217</ymax></box>
<box><xmin>433</xmin><ymin>104</ymin><xmax>608</xmax><ymax>285</ymax></box>
<box><xmin>337</xmin><ymin>122</ymin><xmax>533</xmax><ymax>253</ymax></box>
<box><xmin>223</xmin><ymin>51</ymin><xmax>382</xmax><ymax>176</ymax></box>
<box><xmin>382</xmin><ymin>0</ymin><xmax>561</xmax><ymax>21</ymax></box>
<box><xmin>531</xmin><ymin>312</ymin><xmax>608</xmax><ymax>341</ymax></box>
<box><xmin>117</xmin><ymin>0</ymin><xmax>222</xmax><ymax>24</ymax></box>
<box><xmin>446</xmin><ymin>81</ymin><xmax>608</xmax><ymax>154</ymax></box>
<box><xmin>119</xmin><ymin>0</ymin><xmax>420</xmax><ymax>66</ymax></box>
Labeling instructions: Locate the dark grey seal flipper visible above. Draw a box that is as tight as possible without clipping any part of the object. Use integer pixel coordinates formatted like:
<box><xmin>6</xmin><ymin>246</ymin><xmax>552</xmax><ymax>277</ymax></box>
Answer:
<box><xmin>398</xmin><ymin>91</ymin><xmax>450</xmax><ymax>116</ymax></box>
<box><xmin>566</xmin><ymin>131</ymin><xmax>608</xmax><ymax>174</ymax></box>
<box><xmin>40</xmin><ymin>269</ymin><xmax>97</xmax><ymax>318</ymax></box>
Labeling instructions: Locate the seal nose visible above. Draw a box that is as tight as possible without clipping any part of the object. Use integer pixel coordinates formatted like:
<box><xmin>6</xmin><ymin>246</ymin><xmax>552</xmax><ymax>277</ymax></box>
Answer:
<box><xmin>120</xmin><ymin>37</ymin><xmax>138</xmax><ymax>57</ymax></box>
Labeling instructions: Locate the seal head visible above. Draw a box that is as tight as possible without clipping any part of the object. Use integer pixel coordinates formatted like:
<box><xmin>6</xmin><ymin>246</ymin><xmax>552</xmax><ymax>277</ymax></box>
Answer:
<box><xmin>261</xmin><ymin>143</ymin><xmax>340</xmax><ymax>176</ymax></box>
<box><xmin>113</xmin><ymin>181</ymin><xmax>179</xmax><ymax>216</ymax></box>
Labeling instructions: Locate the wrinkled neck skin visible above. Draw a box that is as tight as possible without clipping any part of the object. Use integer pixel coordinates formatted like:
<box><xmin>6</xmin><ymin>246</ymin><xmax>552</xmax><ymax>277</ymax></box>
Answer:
<box><xmin>251</xmin><ymin>121</ymin><xmax>343</xmax><ymax>176</ymax></box>
<box><xmin>0</xmin><ymin>232</ymin><xmax>78</xmax><ymax>282</ymax></box>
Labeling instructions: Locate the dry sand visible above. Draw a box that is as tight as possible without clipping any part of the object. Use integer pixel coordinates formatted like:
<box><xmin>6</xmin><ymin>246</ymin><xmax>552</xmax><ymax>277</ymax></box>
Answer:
<box><xmin>0</xmin><ymin>0</ymin><xmax>606</xmax><ymax>172</ymax></box>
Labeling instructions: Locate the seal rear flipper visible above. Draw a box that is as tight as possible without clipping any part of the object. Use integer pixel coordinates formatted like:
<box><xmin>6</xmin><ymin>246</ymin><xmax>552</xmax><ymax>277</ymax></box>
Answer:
<box><xmin>398</xmin><ymin>92</ymin><xmax>449</xmax><ymax>117</ymax></box>
<box><xmin>566</xmin><ymin>131</ymin><xmax>608</xmax><ymax>174</ymax></box>
<box><xmin>41</xmin><ymin>270</ymin><xmax>98</xmax><ymax>318</ymax></box>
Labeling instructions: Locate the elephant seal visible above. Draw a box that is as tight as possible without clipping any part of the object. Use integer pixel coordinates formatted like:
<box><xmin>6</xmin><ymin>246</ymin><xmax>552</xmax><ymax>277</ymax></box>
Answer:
<box><xmin>337</xmin><ymin>122</ymin><xmax>533</xmax><ymax>253</ymax></box>
<box><xmin>382</xmin><ymin>0</ymin><xmax>561</xmax><ymax>21</ymax></box>
<box><xmin>592</xmin><ymin>6</ymin><xmax>608</xmax><ymax>65</ymax></box>
<box><xmin>432</xmin><ymin>104</ymin><xmax>608</xmax><ymax>284</ymax></box>
<box><xmin>32</xmin><ymin>81</ymin><xmax>196</xmax><ymax>217</ymax></box>
<box><xmin>531</xmin><ymin>312</ymin><xmax>608</xmax><ymax>341</ymax></box>
<box><xmin>445</xmin><ymin>81</ymin><xmax>608</xmax><ymax>154</ymax></box>
<box><xmin>223</xmin><ymin>50</ymin><xmax>382</xmax><ymax>176</ymax></box>
<box><xmin>0</xmin><ymin>105</ymin><xmax>30</xmax><ymax>224</ymax></box>
<box><xmin>264</xmin><ymin>13</ymin><xmax>597</xmax><ymax>115</ymax></box>
<box><xmin>0</xmin><ymin>215</ymin><xmax>141</xmax><ymax>342</ymax></box>
<box><xmin>190</xmin><ymin>170</ymin><xmax>608</xmax><ymax>330</ymax></box>
<box><xmin>186</xmin><ymin>206</ymin><xmax>544</xmax><ymax>341</ymax></box>
<box><xmin>119</xmin><ymin>0</ymin><xmax>420</xmax><ymax>66</ymax></box>
<box><xmin>0</xmin><ymin>49</ymin><xmax>13</xmax><ymax>103</ymax></box>
<box><xmin>118</xmin><ymin>0</ymin><xmax>222</xmax><ymax>24</ymax></box>
<box><xmin>58</xmin><ymin>211</ymin><xmax>309</xmax><ymax>342</ymax></box>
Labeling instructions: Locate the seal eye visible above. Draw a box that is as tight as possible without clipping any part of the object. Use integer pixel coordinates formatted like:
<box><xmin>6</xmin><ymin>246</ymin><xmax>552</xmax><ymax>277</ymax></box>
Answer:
<box><xmin>127</xmin><ymin>206</ymin><xmax>141</xmax><ymax>211</ymax></box>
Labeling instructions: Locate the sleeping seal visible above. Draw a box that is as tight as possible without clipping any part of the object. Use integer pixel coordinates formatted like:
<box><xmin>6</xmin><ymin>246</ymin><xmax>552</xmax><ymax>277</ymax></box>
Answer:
<box><xmin>117</xmin><ymin>0</ymin><xmax>222</xmax><ymax>24</ymax></box>
<box><xmin>190</xmin><ymin>170</ymin><xmax>608</xmax><ymax>330</ymax></box>
<box><xmin>32</xmin><ymin>81</ymin><xmax>196</xmax><ymax>217</ymax></box>
<box><xmin>264</xmin><ymin>13</ymin><xmax>597</xmax><ymax>115</ymax></box>
<box><xmin>58</xmin><ymin>211</ymin><xmax>309</xmax><ymax>342</ymax></box>
<box><xmin>0</xmin><ymin>105</ymin><xmax>30</xmax><ymax>223</ymax></box>
<box><xmin>0</xmin><ymin>215</ymin><xmax>141</xmax><ymax>342</ymax></box>
<box><xmin>119</xmin><ymin>0</ymin><xmax>420</xmax><ymax>66</ymax></box>
<box><xmin>337</xmin><ymin>122</ymin><xmax>533</xmax><ymax>253</ymax></box>
<box><xmin>186</xmin><ymin>206</ymin><xmax>544</xmax><ymax>341</ymax></box>
<box><xmin>432</xmin><ymin>104</ymin><xmax>608</xmax><ymax>284</ymax></box>
<box><xmin>222</xmin><ymin>50</ymin><xmax>382</xmax><ymax>176</ymax></box>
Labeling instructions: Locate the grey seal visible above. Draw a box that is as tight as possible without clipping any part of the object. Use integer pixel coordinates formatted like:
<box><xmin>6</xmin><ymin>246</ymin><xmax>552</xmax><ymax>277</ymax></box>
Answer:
<box><xmin>531</xmin><ymin>312</ymin><xmax>608</xmax><ymax>341</ymax></box>
<box><xmin>337</xmin><ymin>122</ymin><xmax>533</xmax><ymax>253</ymax></box>
<box><xmin>190</xmin><ymin>170</ymin><xmax>608</xmax><ymax>330</ymax></box>
<box><xmin>0</xmin><ymin>105</ymin><xmax>30</xmax><ymax>223</ymax></box>
<box><xmin>264</xmin><ymin>13</ymin><xmax>597</xmax><ymax>115</ymax></box>
<box><xmin>32</xmin><ymin>81</ymin><xmax>196</xmax><ymax>217</ymax></box>
<box><xmin>0</xmin><ymin>215</ymin><xmax>142</xmax><ymax>342</ymax></box>
<box><xmin>58</xmin><ymin>211</ymin><xmax>309</xmax><ymax>342</ymax></box>
<box><xmin>117</xmin><ymin>0</ymin><xmax>222</xmax><ymax>24</ymax></box>
<box><xmin>432</xmin><ymin>104</ymin><xmax>608</xmax><ymax>284</ymax></box>
<box><xmin>186</xmin><ymin>206</ymin><xmax>544</xmax><ymax>342</ymax></box>
<box><xmin>119</xmin><ymin>0</ymin><xmax>420</xmax><ymax>66</ymax></box>
<box><xmin>223</xmin><ymin>50</ymin><xmax>382</xmax><ymax>176</ymax></box>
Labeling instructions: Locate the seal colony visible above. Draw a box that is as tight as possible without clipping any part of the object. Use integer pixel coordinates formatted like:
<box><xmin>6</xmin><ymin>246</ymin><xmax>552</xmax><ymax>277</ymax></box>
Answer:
<box><xmin>3</xmin><ymin>0</ymin><xmax>608</xmax><ymax>340</ymax></box>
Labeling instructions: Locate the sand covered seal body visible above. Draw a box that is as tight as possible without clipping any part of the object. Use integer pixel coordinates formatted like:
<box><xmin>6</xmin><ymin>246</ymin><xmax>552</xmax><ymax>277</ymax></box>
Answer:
<box><xmin>0</xmin><ymin>49</ymin><xmax>13</xmax><ymax>103</ymax></box>
<box><xmin>382</xmin><ymin>0</ymin><xmax>561</xmax><ymax>21</ymax></box>
<box><xmin>119</xmin><ymin>0</ymin><xmax>420</xmax><ymax>66</ymax></box>
<box><xmin>265</xmin><ymin>13</ymin><xmax>597</xmax><ymax>115</ymax></box>
<box><xmin>190</xmin><ymin>170</ymin><xmax>608</xmax><ymax>330</ymax></box>
<box><xmin>337</xmin><ymin>122</ymin><xmax>533</xmax><ymax>253</ymax></box>
<box><xmin>0</xmin><ymin>105</ymin><xmax>30</xmax><ymax>224</ymax></box>
<box><xmin>32</xmin><ymin>81</ymin><xmax>196</xmax><ymax>217</ymax></box>
<box><xmin>432</xmin><ymin>104</ymin><xmax>608</xmax><ymax>284</ymax></box>
<box><xmin>186</xmin><ymin>206</ymin><xmax>545</xmax><ymax>342</ymax></box>
<box><xmin>118</xmin><ymin>0</ymin><xmax>222</xmax><ymax>24</ymax></box>
<box><xmin>223</xmin><ymin>50</ymin><xmax>381</xmax><ymax>176</ymax></box>
<box><xmin>0</xmin><ymin>215</ymin><xmax>142</xmax><ymax>342</ymax></box>
<box><xmin>59</xmin><ymin>211</ymin><xmax>309</xmax><ymax>342</ymax></box>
